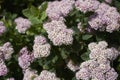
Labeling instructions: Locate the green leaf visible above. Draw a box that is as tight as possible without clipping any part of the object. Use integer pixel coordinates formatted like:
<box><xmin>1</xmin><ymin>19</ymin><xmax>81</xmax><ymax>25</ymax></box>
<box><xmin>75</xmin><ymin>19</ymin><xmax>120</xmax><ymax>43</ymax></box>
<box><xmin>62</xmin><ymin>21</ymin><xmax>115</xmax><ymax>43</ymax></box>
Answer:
<box><xmin>29</xmin><ymin>17</ymin><xmax>41</xmax><ymax>25</ymax></box>
<box><xmin>81</xmin><ymin>52</ymin><xmax>90</xmax><ymax>61</ymax></box>
<box><xmin>72</xmin><ymin>77</ymin><xmax>77</xmax><ymax>80</ymax></box>
<box><xmin>38</xmin><ymin>2</ymin><xmax>48</xmax><ymax>13</ymax></box>
<box><xmin>61</xmin><ymin>50</ymin><xmax>68</xmax><ymax>59</ymax></box>
<box><xmin>40</xmin><ymin>11</ymin><xmax>47</xmax><ymax>21</ymax></box>
<box><xmin>22</xmin><ymin>5</ymin><xmax>40</xmax><ymax>18</ymax></box>
<box><xmin>82</xmin><ymin>34</ymin><xmax>93</xmax><ymax>40</ymax></box>
<box><xmin>52</xmin><ymin>55</ymin><xmax>58</xmax><ymax>63</ymax></box>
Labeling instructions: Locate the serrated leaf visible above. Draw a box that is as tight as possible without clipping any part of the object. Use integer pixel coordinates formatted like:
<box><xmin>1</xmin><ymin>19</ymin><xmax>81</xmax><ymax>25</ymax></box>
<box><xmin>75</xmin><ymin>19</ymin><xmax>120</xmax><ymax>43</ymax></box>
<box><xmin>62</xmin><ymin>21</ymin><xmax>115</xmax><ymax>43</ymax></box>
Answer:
<box><xmin>82</xmin><ymin>34</ymin><xmax>93</xmax><ymax>40</ymax></box>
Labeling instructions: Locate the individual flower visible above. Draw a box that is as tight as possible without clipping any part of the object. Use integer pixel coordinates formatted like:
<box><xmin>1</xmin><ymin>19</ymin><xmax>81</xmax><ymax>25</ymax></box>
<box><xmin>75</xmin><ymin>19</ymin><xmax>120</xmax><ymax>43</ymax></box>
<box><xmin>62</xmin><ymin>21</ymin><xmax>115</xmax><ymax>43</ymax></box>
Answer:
<box><xmin>14</xmin><ymin>17</ymin><xmax>31</xmax><ymax>33</ymax></box>
<box><xmin>43</xmin><ymin>20</ymin><xmax>74</xmax><ymax>46</ymax></box>
<box><xmin>0</xmin><ymin>21</ymin><xmax>6</xmax><ymax>36</ymax></box>
<box><xmin>33</xmin><ymin>35</ymin><xmax>51</xmax><ymax>58</ymax></box>
<box><xmin>34</xmin><ymin>70</ymin><xmax>60</xmax><ymax>80</ymax></box>
<box><xmin>77</xmin><ymin>22</ymin><xmax>84</xmax><ymax>33</ymax></box>
<box><xmin>18</xmin><ymin>47</ymin><xmax>34</xmax><ymax>69</ymax></box>
<box><xmin>75</xmin><ymin>0</ymin><xmax>100</xmax><ymax>13</ymax></box>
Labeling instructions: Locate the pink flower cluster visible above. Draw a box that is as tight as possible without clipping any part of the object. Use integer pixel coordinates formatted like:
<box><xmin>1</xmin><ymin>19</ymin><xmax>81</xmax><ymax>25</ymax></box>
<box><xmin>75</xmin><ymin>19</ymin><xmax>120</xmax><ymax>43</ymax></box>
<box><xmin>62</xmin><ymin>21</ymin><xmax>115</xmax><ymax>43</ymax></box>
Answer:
<box><xmin>75</xmin><ymin>0</ymin><xmax>100</xmax><ymax>13</ymax></box>
<box><xmin>18</xmin><ymin>47</ymin><xmax>34</xmax><ymax>69</ymax></box>
<box><xmin>75</xmin><ymin>41</ymin><xmax>119</xmax><ymax>80</ymax></box>
<box><xmin>0</xmin><ymin>21</ymin><xmax>6</xmax><ymax>36</ymax></box>
<box><xmin>46</xmin><ymin>0</ymin><xmax>75</xmax><ymax>20</ymax></box>
<box><xmin>43</xmin><ymin>20</ymin><xmax>74</xmax><ymax>46</ymax></box>
<box><xmin>34</xmin><ymin>70</ymin><xmax>60</xmax><ymax>80</ymax></box>
<box><xmin>14</xmin><ymin>17</ymin><xmax>31</xmax><ymax>33</ymax></box>
<box><xmin>0</xmin><ymin>42</ymin><xmax>14</xmax><ymax>60</ymax></box>
<box><xmin>0</xmin><ymin>59</ymin><xmax>8</xmax><ymax>76</ymax></box>
<box><xmin>89</xmin><ymin>3</ymin><xmax>120</xmax><ymax>32</ymax></box>
<box><xmin>33</xmin><ymin>35</ymin><xmax>51</xmax><ymax>58</ymax></box>
<box><xmin>0</xmin><ymin>42</ymin><xmax>14</xmax><ymax>76</ymax></box>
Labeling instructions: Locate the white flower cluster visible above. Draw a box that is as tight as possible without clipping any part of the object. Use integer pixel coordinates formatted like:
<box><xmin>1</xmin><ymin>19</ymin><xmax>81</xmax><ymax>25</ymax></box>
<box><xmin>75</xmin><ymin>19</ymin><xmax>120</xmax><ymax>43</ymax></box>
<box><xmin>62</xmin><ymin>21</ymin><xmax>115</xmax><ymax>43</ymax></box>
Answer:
<box><xmin>23</xmin><ymin>68</ymin><xmax>38</xmax><ymax>80</ymax></box>
<box><xmin>46</xmin><ymin>0</ymin><xmax>75</xmax><ymax>20</ymax></box>
<box><xmin>34</xmin><ymin>70</ymin><xmax>60</xmax><ymax>80</ymax></box>
<box><xmin>0</xmin><ymin>42</ymin><xmax>14</xmax><ymax>60</ymax></box>
<box><xmin>67</xmin><ymin>60</ymin><xmax>79</xmax><ymax>72</ymax></box>
<box><xmin>75</xmin><ymin>0</ymin><xmax>100</xmax><ymax>13</ymax></box>
<box><xmin>43</xmin><ymin>20</ymin><xmax>74</xmax><ymax>46</ymax></box>
<box><xmin>14</xmin><ymin>17</ymin><xmax>31</xmax><ymax>33</ymax></box>
<box><xmin>33</xmin><ymin>35</ymin><xmax>51</xmax><ymax>58</ymax></box>
<box><xmin>88</xmin><ymin>3</ymin><xmax>120</xmax><ymax>33</ymax></box>
<box><xmin>75</xmin><ymin>41</ymin><xmax>119</xmax><ymax>80</ymax></box>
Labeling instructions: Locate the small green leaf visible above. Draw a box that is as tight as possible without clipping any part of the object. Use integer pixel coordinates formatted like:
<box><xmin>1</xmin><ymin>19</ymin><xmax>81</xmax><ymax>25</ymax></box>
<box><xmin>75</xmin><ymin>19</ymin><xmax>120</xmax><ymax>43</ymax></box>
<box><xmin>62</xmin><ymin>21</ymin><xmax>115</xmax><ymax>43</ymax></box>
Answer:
<box><xmin>81</xmin><ymin>52</ymin><xmax>90</xmax><ymax>61</ymax></box>
<box><xmin>72</xmin><ymin>77</ymin><xmax>77</xmax><ymax>80</ymax></box>
<box><xmin>52</xmin><ymin>56</ymin><xmax>58</xmax><ymax>63</ymax></box>
<box><xmin>82</xmin><ymin>34</ymin><xmax>93</xmax><ymax>40</ymax></box>
<box><xmin>39</xmin><ymin>2</ymin><xmax>48</xmax><ymax>13</ymax></box>
<box><xmin>61</xmin><ymin>50</ymin><xmax>68</xmax><ymax>59</ymax></box>
<box><xmin>29</xmin><ymin>17</ymin><xmax>41</xmax><ymax>25</ymax></box>
<box><xmin>40</xmin><ymin>11</ymin><xmax>47</xmax><ymax>21</ymax></box>
<box><xmin>22</xmin><ymin>5</ymin><xmax>40</xmax><ymax>18</ymax></box>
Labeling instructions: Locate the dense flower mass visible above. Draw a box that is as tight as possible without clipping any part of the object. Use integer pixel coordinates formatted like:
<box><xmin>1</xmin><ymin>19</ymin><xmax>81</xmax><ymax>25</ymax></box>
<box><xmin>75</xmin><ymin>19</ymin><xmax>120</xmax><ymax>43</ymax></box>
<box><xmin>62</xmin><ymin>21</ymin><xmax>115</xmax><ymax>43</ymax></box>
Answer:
<box><xmin>34</xmin><ymin>70</ymin><xmax>60</xmax><ymax>80</ymax></box>
<box><xmin>75</xmin><ymin>0</ymin><xmax>100</xmax><ymax>13</ymax></box>
<box><xmin>43</xmin><ymin>20</ymin><xmax>74</xmax><ymax>46</ymax></box>
<box><xmin>0</xmin><ymin>21</ymin><xmax>6</xmax><ymax>36</ymax></box>
<box><xmin>1</xmin><ymin>0</ymin><xmax>120</xmax><ymax>79</ymax></box>
<box><xmin>75</xmin><ymin>41</ymin><xmax>119</xmax><ymax>80</ymax></box>
<box><xmin>18</xmin><ymin>47</ymin><xmax>34</xmax><ymax>69</ymax></box>
<box><xmin>0</xmin><ymin>59</ymin><xmax>8</xmax><ymax>76</ymax></box>
<box><xmin>88</xmin><ymin>3</ymin><xmax>120</xmax><ymax>32</ymax></box>
<box><xmin>14</xmin><ymin>17</ymin><xmax>31</xmax><ymax>33</ymax></box>
<box><xmin>46</xmin><ymin>0</ymin><xmax>75</xmax><ymax>20</ymax></box>
<box><xmin>0</xmin><ymin>42</ymin><xmax>14</xmax><ymax>60</ymax></box>
<box><xmin>33</xmin><ymin>35</ymin><xmax>51</xmax><ymax>58</ymax></box>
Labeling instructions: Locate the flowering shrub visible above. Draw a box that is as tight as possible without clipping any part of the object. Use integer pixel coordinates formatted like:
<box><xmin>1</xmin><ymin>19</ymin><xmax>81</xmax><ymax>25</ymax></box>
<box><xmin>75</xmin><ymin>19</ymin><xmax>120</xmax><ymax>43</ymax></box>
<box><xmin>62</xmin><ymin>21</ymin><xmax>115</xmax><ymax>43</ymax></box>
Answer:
<box><xmin>0</xmin><ymin>0</ymin><xmax>120</xmax><ymax>80</ymax></box>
